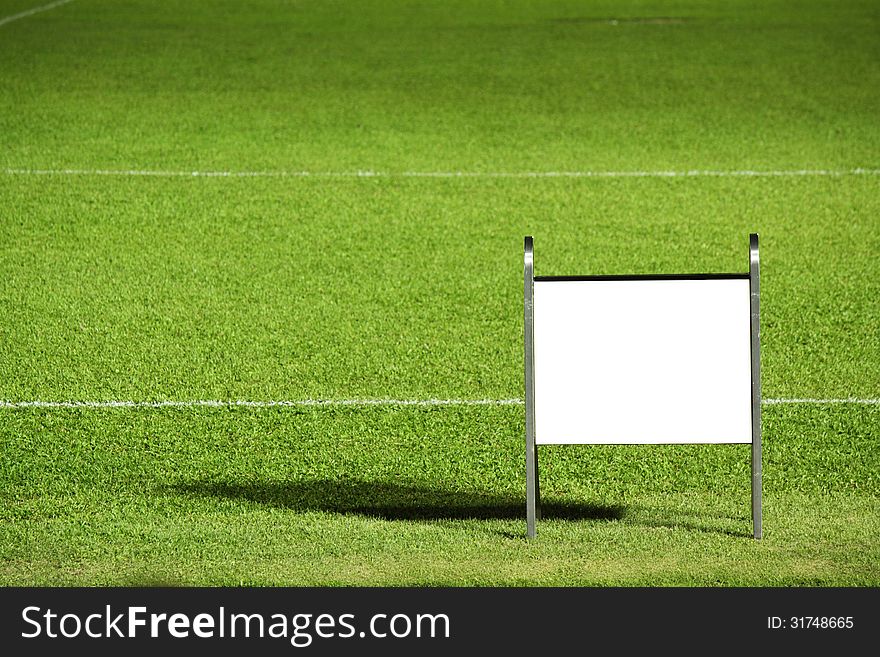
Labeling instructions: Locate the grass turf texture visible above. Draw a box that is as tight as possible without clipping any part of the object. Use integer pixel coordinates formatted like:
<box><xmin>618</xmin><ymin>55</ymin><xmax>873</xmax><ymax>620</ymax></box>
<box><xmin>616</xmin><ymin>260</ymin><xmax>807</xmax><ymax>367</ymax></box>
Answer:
<box><xmin>1</xmin><ymin>0</ymin><xmax>878</xmax><ymax>585</ymax></box>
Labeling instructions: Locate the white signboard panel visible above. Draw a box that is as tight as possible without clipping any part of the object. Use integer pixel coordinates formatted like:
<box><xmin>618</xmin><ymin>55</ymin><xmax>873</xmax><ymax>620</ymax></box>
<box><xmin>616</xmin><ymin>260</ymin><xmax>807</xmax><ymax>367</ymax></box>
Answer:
<box><xmin>533</xmin><ymin>278</ymin><xmax>752</xmax><ymax>444</ymax></box>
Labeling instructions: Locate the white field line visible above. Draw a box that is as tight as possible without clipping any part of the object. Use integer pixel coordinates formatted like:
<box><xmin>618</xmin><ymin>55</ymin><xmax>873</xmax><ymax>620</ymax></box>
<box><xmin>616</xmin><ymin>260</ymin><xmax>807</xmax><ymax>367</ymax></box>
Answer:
<box><xmin>0</xmin><ymin>399</ymin><xmax>524</xmax><ymax>409</ymax></box>
<box><xmin>3</xmin><ymin>167</ymin><xmax>880</xmax><ymax>179</ymax></box>
<box><xmin>762</xmin><ymin>398</ymin><xmax>880</xmax><ymax>405</ymax></box>
<box><xmin>0</xmin><ymin>398</ymin><xmax>877</xmax><ymax>409</ymax></box>
<box><xmin>0</xmin><ymin>0</ymin><xmax>75</xmax><ymax>28</ymax></box>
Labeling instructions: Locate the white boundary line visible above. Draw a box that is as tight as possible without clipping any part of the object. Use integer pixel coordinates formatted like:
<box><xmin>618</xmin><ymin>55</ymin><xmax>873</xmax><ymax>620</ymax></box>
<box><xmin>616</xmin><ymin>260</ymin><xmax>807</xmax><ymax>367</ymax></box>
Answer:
<box><xmin>0</xmin><ymin>0</ymin><xmax>74</xmax><ymax>28</ymax></box>
<box><xmin>0</xmin><ymin>399</ymin><xmax>523</xmax><ymax>409</ymax></box>
<box><xmin>0</xmin><ymin>398</ymin><xmax>877</xmax><ymax>409</ymax></box>
<box><xmin>3</xmin><ymin>167</ymin><xmax>880</xmax><ymax>179</ymax></box>
<box><xmin>762</xmin><ymin>398</ymin><xmax>880</xmax><ymax>405</ymax></box>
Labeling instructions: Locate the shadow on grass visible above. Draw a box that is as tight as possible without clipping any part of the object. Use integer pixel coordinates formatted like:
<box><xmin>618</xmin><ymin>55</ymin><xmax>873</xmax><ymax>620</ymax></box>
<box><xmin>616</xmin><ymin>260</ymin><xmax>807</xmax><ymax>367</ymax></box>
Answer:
<box><xmin>174</xmin><ymin>478</ymin><xmax>624</xmax><ymax>522</ymax></box>
<box><xmin>624</xmin><ymin>507</ymin><xmax>754</xmax><ymax>539</ymax></box>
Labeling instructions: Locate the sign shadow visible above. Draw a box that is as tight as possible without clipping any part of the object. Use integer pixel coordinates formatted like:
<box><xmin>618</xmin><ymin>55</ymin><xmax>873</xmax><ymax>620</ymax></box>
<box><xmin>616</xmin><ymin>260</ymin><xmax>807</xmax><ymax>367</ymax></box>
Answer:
<box><xmin>173</xmin><ymin>478</ymin><xmax>625</xmax><ymax>522</ymax></box>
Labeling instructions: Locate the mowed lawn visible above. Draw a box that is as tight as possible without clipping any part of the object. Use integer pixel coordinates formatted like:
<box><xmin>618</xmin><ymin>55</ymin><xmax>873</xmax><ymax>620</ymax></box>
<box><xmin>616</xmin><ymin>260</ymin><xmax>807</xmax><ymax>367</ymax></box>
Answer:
<box><xmin>1</xmin><ymin>0</ymin><xmax>878</xmax><ymax>585</ymax></box>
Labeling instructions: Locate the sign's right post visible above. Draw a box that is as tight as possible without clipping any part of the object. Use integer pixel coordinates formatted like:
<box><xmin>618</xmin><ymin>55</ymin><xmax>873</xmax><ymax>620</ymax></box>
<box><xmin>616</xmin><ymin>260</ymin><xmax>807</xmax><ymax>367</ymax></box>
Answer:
<box><xmin>749</xmin><ymin>234</ymin><xmax>762</xmax><ymax>539</ymax></box>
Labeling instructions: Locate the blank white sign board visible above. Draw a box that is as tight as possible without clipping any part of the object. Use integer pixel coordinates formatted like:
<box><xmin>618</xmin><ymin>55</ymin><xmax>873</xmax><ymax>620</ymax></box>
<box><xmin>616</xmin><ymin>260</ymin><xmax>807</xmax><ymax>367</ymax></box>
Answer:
<box><xmin>533</xmin><ymin>278</ymin><xmax>752</xmax><ymax>444</ymax></box>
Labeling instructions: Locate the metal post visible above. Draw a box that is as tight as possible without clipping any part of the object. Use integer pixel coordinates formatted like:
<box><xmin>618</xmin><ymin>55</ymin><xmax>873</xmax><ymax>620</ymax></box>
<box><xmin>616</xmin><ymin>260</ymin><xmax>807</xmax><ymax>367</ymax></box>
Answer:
<box><xmin>524</xmin><ymin>236</ymin><xmax>538</xmax><ymax>538</ymax></box>
<box><xmin>749</xmin><ymin>234</ymin><xmax>762</xmax><ymax>539</ymax></box>
<box><xmin>535</xmin><ymin>438</ymin><xmax>541</xmax><ymax>521</ymax></box>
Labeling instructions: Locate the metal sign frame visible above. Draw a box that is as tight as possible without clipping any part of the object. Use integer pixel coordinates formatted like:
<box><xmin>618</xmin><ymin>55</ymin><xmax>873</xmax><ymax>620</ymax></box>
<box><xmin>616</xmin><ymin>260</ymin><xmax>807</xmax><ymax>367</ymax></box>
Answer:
<box><xmin>523</xmin><ymin>235</ymin><xmax>762</xmax><ymax>539</ymax></box>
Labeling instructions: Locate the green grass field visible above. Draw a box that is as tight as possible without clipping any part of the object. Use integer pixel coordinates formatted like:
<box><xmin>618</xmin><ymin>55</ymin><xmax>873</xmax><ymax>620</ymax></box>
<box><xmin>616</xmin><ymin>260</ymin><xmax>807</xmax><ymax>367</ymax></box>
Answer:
<box><xmin>1</xmin><ymin>0</ymin><xmax>878</xmax><ymax>586</ymax></box>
